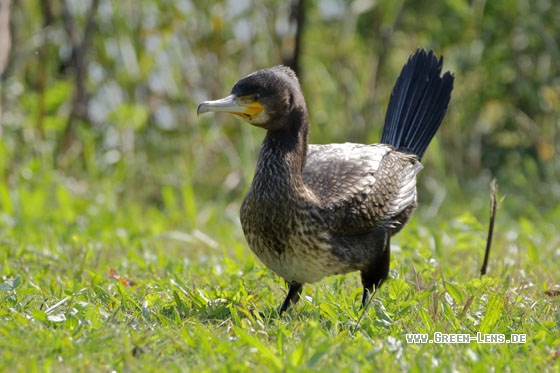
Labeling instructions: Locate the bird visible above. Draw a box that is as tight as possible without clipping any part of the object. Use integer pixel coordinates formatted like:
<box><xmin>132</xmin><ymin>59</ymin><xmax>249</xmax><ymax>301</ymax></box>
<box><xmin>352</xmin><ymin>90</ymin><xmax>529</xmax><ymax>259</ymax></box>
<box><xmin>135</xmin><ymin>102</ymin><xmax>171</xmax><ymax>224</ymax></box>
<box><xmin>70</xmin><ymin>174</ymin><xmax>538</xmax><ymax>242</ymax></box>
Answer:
<box><xmin>197</xmin><ymin>49</ymin><xmax>454</xmax><ymax>314</ymax></box>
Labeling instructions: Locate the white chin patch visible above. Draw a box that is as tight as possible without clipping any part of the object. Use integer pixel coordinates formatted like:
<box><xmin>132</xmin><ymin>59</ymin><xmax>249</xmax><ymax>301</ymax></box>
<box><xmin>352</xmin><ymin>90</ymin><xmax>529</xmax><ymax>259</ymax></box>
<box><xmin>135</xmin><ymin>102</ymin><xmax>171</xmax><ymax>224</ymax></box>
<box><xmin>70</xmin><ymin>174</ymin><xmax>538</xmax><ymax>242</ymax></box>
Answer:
<box><xmin>249</xmin><ymin>111</ymin><xmax>270</xmax><ymax>127</ymax></box>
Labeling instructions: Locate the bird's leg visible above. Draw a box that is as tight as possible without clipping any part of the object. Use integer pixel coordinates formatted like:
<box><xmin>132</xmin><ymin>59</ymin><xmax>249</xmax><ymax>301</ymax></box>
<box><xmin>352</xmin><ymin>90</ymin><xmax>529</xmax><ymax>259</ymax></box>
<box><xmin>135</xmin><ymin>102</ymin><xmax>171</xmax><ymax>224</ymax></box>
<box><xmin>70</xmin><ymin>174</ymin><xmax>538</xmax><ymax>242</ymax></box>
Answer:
<box><xmin>361</xmin><ymin>286</ymin><xmax>374</xmax><ymax>309</ymax></box>
<box><xmin>360</xmin><ymin>230</ymin><xmax>391</xmax><ymax>308</ymax></box>
<box><xmin>279</xmin><ymin>282</ymin><xmax>303</xmax><ymax>315</ymax></box>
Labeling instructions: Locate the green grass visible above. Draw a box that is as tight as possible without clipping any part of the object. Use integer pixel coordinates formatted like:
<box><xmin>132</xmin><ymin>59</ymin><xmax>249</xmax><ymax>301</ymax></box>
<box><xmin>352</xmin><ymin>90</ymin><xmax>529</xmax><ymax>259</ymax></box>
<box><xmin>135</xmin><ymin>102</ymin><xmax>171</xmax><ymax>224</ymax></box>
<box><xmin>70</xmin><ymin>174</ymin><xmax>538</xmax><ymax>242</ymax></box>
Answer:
<box><xmin>4</xmin><ymin>0</ymin><xmax>560</xmax><ymax>370</ymax></box>
<box><xmin>1</xmin><ymin>164</ymin><xmax>559</xmax><ymax>372</ymax></box>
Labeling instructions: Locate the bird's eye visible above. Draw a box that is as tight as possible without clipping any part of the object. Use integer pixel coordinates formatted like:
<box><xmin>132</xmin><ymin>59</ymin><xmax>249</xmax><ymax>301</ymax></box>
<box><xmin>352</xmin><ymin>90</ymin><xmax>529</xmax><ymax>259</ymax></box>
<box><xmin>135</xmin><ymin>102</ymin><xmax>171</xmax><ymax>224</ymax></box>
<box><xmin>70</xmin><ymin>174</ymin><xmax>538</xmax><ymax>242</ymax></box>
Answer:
<box><xmin>253</xmin><ymin>93</ymin><xmax>260</xmax><ymax>101</ymax></box>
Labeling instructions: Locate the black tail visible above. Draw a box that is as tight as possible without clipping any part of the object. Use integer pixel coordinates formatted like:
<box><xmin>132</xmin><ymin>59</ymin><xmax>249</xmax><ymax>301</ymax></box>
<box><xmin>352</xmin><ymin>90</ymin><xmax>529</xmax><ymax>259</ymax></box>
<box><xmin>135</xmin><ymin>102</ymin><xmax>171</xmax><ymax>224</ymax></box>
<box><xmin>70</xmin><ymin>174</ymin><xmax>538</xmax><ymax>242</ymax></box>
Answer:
<box><xmin>381</xmin><ymin>49</ymin><xmax>454</xmax><ymax>159</ymax></box>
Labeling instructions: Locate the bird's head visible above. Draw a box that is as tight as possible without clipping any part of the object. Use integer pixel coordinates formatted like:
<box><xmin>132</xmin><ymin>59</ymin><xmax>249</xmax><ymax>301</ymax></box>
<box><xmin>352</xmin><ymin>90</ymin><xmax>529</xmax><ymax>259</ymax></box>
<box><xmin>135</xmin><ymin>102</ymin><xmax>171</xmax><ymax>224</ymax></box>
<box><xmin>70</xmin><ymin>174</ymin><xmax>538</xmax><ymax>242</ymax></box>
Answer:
<box><xmin>197</xmin><ymin>66</ymin><xmax>305</xmax><ymax>131</ymax></box>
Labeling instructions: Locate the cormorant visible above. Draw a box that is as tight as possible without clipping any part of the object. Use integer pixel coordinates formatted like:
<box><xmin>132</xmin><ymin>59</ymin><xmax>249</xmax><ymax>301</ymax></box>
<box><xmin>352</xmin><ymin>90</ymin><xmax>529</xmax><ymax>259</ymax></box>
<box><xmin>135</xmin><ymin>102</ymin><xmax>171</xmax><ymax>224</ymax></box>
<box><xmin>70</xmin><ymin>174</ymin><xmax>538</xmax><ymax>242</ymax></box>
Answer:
<box><xmin>197</xmin><ymin>49</ymin><xmax>454</xmax><ymax>314</ymax></box>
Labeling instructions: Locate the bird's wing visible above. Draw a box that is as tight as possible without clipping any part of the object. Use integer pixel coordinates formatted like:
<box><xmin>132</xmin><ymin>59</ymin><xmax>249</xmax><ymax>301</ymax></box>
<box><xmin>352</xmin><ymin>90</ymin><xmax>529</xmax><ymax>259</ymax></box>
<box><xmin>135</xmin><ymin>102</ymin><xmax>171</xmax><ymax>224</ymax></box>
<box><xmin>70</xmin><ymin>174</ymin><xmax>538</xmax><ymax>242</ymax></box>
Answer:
<box><xmin>303</xmin><ymin>143</ymin><xmax>422</xmax><ymax>233</ymax></box>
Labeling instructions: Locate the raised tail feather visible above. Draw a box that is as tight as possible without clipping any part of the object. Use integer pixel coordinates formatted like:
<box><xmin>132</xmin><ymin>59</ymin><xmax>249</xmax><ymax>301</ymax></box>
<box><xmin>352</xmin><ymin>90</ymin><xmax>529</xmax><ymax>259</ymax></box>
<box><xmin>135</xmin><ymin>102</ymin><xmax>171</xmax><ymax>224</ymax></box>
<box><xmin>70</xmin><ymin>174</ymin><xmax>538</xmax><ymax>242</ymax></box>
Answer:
<box><xmin>381</xmin><ymin>49</ymin><xmax>454</xmax><ymax>160</ymax></box>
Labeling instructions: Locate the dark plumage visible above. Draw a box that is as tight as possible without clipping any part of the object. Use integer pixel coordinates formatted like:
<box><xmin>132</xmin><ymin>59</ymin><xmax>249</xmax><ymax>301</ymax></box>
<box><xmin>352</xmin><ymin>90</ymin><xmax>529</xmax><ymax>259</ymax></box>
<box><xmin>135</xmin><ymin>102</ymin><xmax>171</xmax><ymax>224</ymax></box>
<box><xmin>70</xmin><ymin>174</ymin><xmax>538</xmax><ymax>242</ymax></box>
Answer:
<box><xmin>197</xmin><ymin>50</ymin><xmax>454</xmax><ymax>314</ymax></box>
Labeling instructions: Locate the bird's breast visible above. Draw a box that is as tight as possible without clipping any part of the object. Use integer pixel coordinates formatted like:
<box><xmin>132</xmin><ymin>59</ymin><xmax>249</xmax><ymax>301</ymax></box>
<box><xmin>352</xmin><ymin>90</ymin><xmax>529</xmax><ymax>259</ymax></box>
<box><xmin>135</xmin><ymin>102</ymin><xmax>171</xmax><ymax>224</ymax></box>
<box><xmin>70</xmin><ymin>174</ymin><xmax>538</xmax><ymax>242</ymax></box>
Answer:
<box><xmin>240</xmin><ymin>190</ymin><xmax>354</xmax><ymax>284</ymax></box>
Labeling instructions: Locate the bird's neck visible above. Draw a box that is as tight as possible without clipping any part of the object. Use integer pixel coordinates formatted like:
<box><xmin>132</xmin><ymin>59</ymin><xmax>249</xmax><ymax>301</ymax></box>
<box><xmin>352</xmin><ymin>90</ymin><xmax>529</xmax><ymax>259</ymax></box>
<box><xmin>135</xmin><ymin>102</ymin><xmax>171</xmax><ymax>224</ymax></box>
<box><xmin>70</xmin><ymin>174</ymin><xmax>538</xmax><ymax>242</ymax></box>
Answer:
<box><xmin>252</xmin><ymin>107</ymin><xmax>310</xmax><ymax>197</ymax></box>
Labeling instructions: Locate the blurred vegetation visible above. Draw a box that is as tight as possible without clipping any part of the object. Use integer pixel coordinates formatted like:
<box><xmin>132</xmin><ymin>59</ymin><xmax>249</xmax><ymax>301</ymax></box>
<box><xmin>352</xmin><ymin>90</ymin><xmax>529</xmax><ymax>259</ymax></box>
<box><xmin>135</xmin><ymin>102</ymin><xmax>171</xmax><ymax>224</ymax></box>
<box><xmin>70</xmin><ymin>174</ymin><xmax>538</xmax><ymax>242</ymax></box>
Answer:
<box><xmin>1</xmin><ymin>0</ymin><xmax>559</xmax><ymax>223</ymax></box>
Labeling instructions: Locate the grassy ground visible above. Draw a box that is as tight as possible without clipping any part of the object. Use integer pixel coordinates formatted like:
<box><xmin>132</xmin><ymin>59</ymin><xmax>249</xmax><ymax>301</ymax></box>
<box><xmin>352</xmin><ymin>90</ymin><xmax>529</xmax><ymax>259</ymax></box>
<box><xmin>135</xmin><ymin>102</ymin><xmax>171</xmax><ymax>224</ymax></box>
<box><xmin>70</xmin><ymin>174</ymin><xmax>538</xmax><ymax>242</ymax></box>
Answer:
<box><xmin>3</xmin><ymin>1</ymin><xmax>560</xmax><ymax>370</ymax></box>
<box><xmin>0</xmin><ymin>158</ymin><xmax>559</xmax><ymax>372</ymax></box>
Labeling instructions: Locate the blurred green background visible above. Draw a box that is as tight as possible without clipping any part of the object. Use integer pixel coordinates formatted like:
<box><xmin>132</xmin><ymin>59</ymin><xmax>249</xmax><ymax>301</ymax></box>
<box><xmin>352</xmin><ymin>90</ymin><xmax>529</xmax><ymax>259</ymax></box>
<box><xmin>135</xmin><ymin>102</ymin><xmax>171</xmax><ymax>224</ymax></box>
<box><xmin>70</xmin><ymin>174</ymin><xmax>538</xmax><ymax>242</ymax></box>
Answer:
<box><xmin>1</xmin><ymin>0</ymin><xmax>559</xmax><ymax>232</ymax></box>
